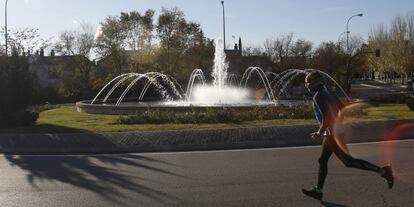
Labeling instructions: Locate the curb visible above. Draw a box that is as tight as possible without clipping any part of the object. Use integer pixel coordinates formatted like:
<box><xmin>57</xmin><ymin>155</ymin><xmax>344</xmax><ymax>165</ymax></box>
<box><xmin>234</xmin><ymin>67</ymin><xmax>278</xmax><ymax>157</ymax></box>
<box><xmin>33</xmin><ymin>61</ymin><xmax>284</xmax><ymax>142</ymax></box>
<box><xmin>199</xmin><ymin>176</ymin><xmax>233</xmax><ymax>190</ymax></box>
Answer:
<box><xmin>0</xmin><ymin>120</ymin><xmax>413</xmax><ymax>155</ymax></box>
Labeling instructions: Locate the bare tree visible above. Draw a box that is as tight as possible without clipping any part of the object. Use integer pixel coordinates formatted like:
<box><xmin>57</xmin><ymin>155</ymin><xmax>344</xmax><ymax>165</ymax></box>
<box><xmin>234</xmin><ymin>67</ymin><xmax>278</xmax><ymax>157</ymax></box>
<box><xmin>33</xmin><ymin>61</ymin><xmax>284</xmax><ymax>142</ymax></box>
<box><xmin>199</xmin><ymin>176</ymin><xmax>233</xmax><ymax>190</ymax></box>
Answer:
<box><xmin>243</xmin><ymin>44</ymin><xmax>264</xmax><ymax>56</ymax></box>
<box><xmin>263</xmin><ymin>33</ymin><xmax>313</xmax><ymax>70</ymax></box>
<box><xmin>0</xmin><ymin>27</ymin><xmax>51</xmax><ymax>56</ymax></box>
<box><xmin>263</xmin><ymin>33</ymin><xmax>294</xmax><ymax>70</ymax></box>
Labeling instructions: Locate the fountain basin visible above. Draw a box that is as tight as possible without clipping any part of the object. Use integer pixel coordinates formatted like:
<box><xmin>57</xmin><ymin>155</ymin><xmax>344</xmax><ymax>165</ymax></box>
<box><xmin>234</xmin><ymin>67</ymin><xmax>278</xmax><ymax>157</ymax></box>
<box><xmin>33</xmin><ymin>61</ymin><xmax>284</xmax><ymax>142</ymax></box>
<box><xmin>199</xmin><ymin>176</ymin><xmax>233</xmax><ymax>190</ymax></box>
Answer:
<box><xmin>76</xmin><ymin>98</ymin><xmax>308</xmax><ymax>115</ymax></box>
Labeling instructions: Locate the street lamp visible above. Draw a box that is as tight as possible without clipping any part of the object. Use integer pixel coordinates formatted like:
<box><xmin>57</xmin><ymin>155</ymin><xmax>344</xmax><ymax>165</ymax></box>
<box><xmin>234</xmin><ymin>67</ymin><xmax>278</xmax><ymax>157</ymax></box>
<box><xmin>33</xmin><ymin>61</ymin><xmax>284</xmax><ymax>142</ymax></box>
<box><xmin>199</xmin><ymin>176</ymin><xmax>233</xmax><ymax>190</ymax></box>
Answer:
<box><xmin>346</xmin><ymin>13</ymin><xmax>363</xmax><ymax>55</ymax></box>
<box><xmin>345</xmin><ymin>13</ymin><xmax>363</xmax><ymax>91</ymax></box>
<box><xmin>337</xmin><ymin>31</ymin><xmax>347</xmax><ymax>49</ymax></box>
<box><xmin>5</xmin><ymin>0</ymin><xmax>8</xmax><ymax>56</ymax></box>
<box><xmin>221</xmin><ymin>0</ymin><xmax>226</xmax><ymax>50</ymax></box>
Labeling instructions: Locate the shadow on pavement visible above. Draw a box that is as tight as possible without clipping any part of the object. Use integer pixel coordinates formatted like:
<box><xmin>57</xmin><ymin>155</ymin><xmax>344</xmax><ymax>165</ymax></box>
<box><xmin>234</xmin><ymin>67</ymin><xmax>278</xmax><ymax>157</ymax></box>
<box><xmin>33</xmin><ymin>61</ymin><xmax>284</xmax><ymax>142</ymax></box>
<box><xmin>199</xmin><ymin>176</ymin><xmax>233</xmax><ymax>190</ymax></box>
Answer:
<box><xmin>321</xmin><ymin>201</ymin><xmax>348</xmax><ymax>207</ymax></box>
<box><xmin>5</xmin><ymin>154</ymin><xmax>184</xmax><ymax>205</ymax></box>
<box><xmin>0</xmin><ymin>124</ymin><xmax>89</xmax><ymax>134</ymax></box>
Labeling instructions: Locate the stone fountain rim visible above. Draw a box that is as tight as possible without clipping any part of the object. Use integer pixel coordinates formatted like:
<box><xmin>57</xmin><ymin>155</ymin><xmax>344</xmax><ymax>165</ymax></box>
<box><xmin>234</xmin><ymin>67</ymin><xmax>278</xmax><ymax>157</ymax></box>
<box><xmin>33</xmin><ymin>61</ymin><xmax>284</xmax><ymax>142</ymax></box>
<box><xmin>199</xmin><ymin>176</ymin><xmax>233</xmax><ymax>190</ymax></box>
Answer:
<box><xmin>76</xmin><ymin>99</ymin><xmax>287</xmax><ymax>115</ymax></box>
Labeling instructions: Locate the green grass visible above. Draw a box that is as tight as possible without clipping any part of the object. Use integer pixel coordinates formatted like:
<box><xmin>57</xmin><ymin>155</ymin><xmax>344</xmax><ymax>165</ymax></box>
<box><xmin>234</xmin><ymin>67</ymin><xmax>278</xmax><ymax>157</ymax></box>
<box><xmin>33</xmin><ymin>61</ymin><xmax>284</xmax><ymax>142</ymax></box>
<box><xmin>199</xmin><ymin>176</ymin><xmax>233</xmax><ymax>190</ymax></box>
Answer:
<box><xmin>356</xmin><ymin>104</ymin><xmax>414</xmax><ymax>120</ymax></box>
<box><xmin>0</xmin><ymin>106</ymin><xmax>316</xmax><ymax>134</ymax></box>
<box><xmin>1</xmin><ymin>104</ymin><xmax>412</xmax><ymax>134</ymax></box>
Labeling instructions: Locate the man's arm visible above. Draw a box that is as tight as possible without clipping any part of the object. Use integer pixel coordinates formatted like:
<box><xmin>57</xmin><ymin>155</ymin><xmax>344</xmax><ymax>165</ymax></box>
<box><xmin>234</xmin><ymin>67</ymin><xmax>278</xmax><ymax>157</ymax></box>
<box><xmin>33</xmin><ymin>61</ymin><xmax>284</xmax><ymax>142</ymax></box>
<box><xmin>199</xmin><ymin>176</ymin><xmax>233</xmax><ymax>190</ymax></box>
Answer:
<box><xmin>314</xmin><ymin>92</ymin><xmax>331</xmax><ymax>135</ymax></box>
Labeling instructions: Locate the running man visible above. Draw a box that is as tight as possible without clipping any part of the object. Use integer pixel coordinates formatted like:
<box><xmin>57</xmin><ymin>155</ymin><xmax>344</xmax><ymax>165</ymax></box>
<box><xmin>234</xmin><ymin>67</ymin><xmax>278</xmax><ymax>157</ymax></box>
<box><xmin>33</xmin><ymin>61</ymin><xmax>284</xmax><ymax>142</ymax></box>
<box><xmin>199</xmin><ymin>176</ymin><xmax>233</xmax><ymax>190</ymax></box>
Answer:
<box><xmin>302</xmin><ymin>71</ymin><xmax>394</xmax><ymax>200</ymax></box>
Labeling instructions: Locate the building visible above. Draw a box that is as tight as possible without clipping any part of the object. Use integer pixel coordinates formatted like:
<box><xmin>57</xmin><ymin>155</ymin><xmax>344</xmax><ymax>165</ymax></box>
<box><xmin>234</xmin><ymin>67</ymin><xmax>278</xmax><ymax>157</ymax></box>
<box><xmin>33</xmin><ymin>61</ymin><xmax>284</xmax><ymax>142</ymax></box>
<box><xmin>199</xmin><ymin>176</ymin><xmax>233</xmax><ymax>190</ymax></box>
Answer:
<box><xmin>28</xmin><ymin>50</ymin><xmax>94</xmax><ymax>89</ymax></box>
<box><xmin>224</xmin><ymin>37</ymin><xmax>276</xmax><ymax>77</ymax></box>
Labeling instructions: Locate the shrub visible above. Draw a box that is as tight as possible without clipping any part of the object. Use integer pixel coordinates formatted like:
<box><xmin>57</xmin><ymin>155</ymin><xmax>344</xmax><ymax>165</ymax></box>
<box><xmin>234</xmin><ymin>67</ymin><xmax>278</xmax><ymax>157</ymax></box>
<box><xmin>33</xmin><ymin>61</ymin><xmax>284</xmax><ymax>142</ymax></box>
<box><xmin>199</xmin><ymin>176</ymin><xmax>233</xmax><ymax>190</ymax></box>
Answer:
<box><xmin>0</xmin><ymin>111</ymin><xmax>39</xmax><ymax>127</ymax></box>
<box><xmin>369</xmin><ymin>94</ymin><xmax>407</xmax><ymax>104</ymax></box>
<box><xmin>0</xmin><ymin>54</ymin><xmax>38</xmax><ymax>127</ymax></box>
<box><xmin>407</xmin><ymin>98</ymin><xmax>414</xmax><ymax>111</ymax></box>
<box><xmin>115</xmin><ymin>105</ymin><xmax>315</xmax><ymax>125</ymax></box>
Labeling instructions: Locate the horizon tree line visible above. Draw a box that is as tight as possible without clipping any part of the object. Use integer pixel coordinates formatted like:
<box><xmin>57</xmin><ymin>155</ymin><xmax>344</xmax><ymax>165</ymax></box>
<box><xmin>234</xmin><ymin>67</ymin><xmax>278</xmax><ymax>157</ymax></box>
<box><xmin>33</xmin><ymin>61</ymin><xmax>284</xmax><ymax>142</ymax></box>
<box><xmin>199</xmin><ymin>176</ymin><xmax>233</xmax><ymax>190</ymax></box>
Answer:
<box><xmin>0</xmin><ymin>8</ymin><xmax>413</xmax><ymax>104</ymax></box>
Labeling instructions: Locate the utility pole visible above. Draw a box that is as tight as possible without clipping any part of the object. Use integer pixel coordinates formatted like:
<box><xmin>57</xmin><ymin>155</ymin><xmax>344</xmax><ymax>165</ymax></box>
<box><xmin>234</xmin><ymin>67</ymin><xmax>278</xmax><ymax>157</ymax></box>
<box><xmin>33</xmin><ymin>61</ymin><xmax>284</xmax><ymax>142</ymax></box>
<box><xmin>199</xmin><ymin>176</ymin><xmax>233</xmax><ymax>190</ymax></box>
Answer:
<box><xmin>345</xmin><ymin>13</ymin><xmax>363</xmax><ymax>91</ymax></box>
<box><xmin>5</xmin><ymin>0</ymin><xmax>9</xmax><ymax>56</ymax></box>
<box><xmin>221</xmin><ymin>1</ymin><xmax>226</xmax><ymax>50</ymax></box>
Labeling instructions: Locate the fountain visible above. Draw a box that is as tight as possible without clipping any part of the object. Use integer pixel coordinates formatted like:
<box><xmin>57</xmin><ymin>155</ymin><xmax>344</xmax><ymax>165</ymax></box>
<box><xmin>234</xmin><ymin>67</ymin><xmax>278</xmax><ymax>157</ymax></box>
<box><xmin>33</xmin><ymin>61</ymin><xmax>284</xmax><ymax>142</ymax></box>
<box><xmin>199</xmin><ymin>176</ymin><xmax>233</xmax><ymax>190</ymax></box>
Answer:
<box><xmin>77</xmin><ymin>39</ymin><xmax>349</xmax><ymax>115</ymax></box>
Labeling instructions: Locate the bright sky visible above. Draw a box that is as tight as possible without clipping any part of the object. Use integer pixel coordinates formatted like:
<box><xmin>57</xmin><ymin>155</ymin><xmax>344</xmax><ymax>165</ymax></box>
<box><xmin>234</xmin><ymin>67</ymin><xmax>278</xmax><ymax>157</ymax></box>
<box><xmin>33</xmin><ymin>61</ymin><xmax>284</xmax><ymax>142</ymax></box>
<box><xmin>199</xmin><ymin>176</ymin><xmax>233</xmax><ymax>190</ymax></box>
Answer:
<box><xmin>3</xmin><ymin>0</ymin><xmax>414</xmax><ymax>48</ymax></box>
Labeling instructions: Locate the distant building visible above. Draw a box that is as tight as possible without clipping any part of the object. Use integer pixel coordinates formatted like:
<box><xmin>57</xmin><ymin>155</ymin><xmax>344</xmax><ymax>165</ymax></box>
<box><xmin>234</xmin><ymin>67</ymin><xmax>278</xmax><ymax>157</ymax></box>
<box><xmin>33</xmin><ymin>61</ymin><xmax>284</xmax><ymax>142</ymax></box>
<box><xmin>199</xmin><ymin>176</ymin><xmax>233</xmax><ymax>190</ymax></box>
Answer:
<box><xmin>224</xmin><ymin>37</ymin><xmax>276</xmax><ymax>77</ymax></box>
<box><xmin>28</xmin><ymin>50</ymin><xmax>94</xmax><ymax>89</ymax></box>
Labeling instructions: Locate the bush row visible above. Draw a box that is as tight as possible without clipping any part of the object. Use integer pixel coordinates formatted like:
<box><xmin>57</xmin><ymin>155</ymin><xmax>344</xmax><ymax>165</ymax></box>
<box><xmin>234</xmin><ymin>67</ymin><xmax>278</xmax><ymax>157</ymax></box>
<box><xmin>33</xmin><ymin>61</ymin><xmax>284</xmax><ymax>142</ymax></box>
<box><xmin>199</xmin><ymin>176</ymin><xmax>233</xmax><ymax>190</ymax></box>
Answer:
<box><xmin>368</xmin><ymin>93</ymin><xmax>414</xmax><ymax>111</ymax></box>
<box><xmin>0</xmin><ymin>54</ymin><xmax>38</xmax><ymax>128</ymax></box>
<box><xmin>116</xmin><ymin>105</ymin><xmax>315</xmax><ymax>125</ymax></box>
<box><xmin>0</xmin><ymin>111</ymin><xmax>39</xmax><ymax>127</ymax></box>
<box><xmin>369</xmin><ymin>94</ymin><xmax>408</xmax><ymax>104</ymax></box>
<box><xmin>407</xmin><ymin>97</ymin><xmax>414</xmax><ymax>111</ymax></box>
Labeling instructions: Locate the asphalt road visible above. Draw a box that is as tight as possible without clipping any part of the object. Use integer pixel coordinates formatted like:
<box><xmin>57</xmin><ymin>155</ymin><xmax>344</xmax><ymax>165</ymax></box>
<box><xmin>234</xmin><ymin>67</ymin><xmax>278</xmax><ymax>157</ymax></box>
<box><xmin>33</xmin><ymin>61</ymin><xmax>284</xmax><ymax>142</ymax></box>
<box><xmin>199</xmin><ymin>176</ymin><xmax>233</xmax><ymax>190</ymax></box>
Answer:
<box><xmin>0</xmin><ymin>140</ymin><xmax>413</xmax><ymax>207</ymax></box>
<box><xmin>349</xmin><ymin>80</ymin><xmax>407</xmax><ymax>99</ymax></box>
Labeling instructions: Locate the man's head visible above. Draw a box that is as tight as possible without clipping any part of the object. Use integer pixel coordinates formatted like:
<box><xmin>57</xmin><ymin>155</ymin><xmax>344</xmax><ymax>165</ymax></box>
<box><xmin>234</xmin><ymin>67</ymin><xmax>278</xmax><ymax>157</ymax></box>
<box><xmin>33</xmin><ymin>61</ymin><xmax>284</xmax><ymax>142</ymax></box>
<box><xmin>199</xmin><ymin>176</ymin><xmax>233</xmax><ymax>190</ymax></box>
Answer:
<box><xmin>305</xmin><ymin>71</ymin><xmax>324</xmax><ymax>93</ymax></box>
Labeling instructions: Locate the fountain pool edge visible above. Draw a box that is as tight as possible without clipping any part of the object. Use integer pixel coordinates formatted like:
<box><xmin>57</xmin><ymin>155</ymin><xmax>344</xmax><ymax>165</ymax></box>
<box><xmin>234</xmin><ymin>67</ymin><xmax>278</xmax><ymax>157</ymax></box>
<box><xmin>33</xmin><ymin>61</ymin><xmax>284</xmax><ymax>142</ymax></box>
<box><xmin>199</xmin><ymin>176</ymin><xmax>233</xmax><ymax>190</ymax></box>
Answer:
<box><xmin>76</xmin><ymin>100</ymin><xmax>284</xmax><ymax>115</ymax></box>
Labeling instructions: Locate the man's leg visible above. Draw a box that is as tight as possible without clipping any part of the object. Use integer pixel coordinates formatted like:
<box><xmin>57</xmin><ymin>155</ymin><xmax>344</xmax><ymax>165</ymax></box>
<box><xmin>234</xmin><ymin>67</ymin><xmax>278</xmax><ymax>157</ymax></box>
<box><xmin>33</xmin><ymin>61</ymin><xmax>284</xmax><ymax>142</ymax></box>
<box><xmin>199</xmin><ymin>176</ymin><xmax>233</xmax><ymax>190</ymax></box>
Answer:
<box><xmin>317</xmin><ymin>138</ymin><xmax>333</xmax><ymax>189</ymax></box>
<box><xmin>327</xmin><ymin>135</ymin><xmax>394</xmax><ymax>188</ymax></box>
<box><xmin>326</xmin><ymin>135</ymin><xmax>380</xmax><ymax>172</ymax></box>
<box><xmin>302</xmin><ymin>138</ymin><xmax>332</xmax><ymax>200</ymax></box>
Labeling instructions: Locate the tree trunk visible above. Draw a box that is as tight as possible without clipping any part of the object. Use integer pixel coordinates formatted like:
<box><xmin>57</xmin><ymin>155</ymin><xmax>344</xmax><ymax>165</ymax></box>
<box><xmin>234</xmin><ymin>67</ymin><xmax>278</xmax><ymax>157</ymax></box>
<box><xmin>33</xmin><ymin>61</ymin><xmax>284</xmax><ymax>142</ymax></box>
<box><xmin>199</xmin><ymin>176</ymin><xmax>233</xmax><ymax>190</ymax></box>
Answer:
<box><xmin>393</xmin><ymin>72</ymin><xmax>396</xmax><ymax>84</ymax></box>
<box><xmin>406</xmin><ymin>73</ymin><xmax>409</xmax><ymax>84</ymax></box>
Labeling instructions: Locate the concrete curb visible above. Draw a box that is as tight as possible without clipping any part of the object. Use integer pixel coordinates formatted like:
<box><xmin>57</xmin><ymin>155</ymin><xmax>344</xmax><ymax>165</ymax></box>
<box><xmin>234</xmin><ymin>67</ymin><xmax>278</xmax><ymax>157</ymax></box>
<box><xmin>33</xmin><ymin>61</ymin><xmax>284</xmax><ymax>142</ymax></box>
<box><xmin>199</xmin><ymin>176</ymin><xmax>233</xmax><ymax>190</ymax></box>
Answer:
<box><xmin>0</xmin><ymin>120</ymin><xmax>413</xmax><ymax>155</ymax></box>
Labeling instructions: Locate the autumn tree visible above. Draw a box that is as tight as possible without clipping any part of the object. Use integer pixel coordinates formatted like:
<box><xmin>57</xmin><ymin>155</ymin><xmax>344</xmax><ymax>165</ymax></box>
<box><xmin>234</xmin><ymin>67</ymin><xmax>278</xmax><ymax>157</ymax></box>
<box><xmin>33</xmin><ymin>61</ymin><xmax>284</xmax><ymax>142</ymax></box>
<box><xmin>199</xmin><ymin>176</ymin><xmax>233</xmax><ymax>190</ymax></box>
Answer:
<box><xmin>367</xmin><ymin>14</ymin><xmax>414</xmax><ymax>84</ymax></box>
<box><xmin>120</xmin><ymin>10</ymin><xmax>156</xmax><ymax>73</ymax></box>
<box><xmin>54</xmin><ymin>24</ymin><xmax>96</xmax><ymax>100</ymax></box>
<box><xmin>95</xmin><ymin>16</ymin><xmax>128</xmax><ymax>76</ymax></box>
<box><xmin>156</xmin><ymin>7</ymin><xmax>208</xmax><ymax>82</ymax></box>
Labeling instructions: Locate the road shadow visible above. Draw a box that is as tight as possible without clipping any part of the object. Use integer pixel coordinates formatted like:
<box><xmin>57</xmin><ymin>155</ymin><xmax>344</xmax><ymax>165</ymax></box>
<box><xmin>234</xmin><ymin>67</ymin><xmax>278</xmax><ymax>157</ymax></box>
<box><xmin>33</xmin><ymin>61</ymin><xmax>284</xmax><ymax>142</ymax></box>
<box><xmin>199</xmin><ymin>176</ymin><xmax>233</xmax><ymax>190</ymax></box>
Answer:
<box><xmin>321</xmin><ymin>201</ymin><xmax>348</xmax><ymax>207</ymax></box>
<box><xmin>5</xmin><ymin>154</ymin><xmax>184</xmax><ymax>205</ymax></box>
<box><xmin>0</xmin><ymin>124</ymin><xmax>89</xmax><ymax>134</ymax></box>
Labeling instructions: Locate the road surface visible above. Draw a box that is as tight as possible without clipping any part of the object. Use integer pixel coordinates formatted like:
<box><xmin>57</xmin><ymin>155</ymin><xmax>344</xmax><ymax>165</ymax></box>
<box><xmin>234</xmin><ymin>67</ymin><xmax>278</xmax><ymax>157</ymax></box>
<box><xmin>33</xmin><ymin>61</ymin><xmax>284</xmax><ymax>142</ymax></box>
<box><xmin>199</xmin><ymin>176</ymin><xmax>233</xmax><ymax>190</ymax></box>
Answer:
<box><xmin>0</xmin><ymin>140</ymin><xmax>413</xmax><ymax>207</ymax></box>
<box><xmin>349</xmin><ymin>80</ymin><xmax>407</xmax><ymax>99</ymax></box>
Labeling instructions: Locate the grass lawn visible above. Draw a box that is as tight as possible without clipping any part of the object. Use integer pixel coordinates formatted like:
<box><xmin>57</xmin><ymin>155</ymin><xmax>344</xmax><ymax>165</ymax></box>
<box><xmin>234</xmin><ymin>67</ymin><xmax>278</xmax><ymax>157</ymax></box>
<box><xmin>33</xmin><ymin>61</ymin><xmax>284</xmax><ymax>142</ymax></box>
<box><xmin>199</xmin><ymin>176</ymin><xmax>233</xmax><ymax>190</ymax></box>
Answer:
<box><xmin>0</xmin><ymin>104</ymin><xmax>412</xmax><ymax>134</ymax></box>
<box><xmin>0</xmin><ymin>106</ymin><xmax>316</xmax><ymax>134</ymax></box>
<box><xmin>356</xmin><ymin>104</ymin><xmax>414</xmax><ymax>120</ymax></box>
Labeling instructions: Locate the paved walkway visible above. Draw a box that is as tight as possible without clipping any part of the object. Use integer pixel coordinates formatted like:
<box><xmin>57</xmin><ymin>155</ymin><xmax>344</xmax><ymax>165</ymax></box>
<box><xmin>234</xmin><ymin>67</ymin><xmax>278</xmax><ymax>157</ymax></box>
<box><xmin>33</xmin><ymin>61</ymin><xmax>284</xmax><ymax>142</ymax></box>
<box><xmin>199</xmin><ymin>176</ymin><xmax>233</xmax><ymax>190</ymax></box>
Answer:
<box><xmin>0</xmin><ymin>120</ymin><xmax>413</xmax><ymax>154</ymax></box>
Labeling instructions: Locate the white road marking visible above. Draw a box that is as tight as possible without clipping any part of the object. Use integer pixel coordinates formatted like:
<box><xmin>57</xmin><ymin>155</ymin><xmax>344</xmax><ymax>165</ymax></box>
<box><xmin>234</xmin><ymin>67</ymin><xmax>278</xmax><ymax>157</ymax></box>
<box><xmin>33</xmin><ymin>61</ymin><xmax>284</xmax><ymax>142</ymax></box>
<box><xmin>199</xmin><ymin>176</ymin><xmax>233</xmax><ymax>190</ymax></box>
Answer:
<box><xmin>359</xmin><ymin>84</ymin><xmax>382</xmax><ymax>89</ymax></box>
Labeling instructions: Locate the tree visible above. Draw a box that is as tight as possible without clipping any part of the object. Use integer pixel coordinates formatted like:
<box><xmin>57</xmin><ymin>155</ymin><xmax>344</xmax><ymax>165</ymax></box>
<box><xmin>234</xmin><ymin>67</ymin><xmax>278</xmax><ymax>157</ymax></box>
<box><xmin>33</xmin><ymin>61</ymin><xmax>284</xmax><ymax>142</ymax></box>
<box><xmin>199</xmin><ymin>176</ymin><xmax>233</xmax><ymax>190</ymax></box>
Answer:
<box><xmin>0</xmin><ymin>27</ymin><xmax>51</xmax><ymax>56</ymax></box>
<box><xmin>289</xmin><ymin>38</ymin><xmax>313</xmax><ymax>69</ymax></box>
<box><xmin>95</xmin><ymin>16</ymin><xmax>128</xmax><ymax>76</ymax></box>
<box><xmin>311</xmin><ymin>41</ymin><xmax>348</xmax><ymax>86</ymax></box>
<box><xmin>243</xmin><ymin>44</ymin><xmax>265</xmax><ymax>56</ymax></box>
<box><xmin>263</xmin><ymin>33</ymin><xmax>294</xmax><ymax>71</ymax></box>
<box><xmin>367</xmin><ymin>24</ymin><xmax>391</xmax><ymax>81</ymax></box>
<box><xmin>54</xmin><ymin>24</ymin><xmax>96</xmax><ymax>100</ymax></box>
<box><xmin>120</xmin><ymin>10</ymin><xmax>155</xmax><ymax>52</ymax></box>
<box><xmin>0</xmin><ymin>53</ymin><xmax>38</xmax><ymax>127</ymax></box>
<box><xmin>366</xmin><ymin>14</ymin><xmax>414</xmax><ymax>84</ymax></box>
<box><xmin>389</xmin><ymin>15</ymin><xmax>411</xmax><ymax>83</ymax></box>
<box><xmin>263</xmin><ymin>34</ymin><xmax>312</xmax><ymax>71</ymax></box>
<box><xmin>120</xmin><ymin>10</ymin><xmax>156</xmax><ymax>73</ymax></box>
<box><xmin>156</xmin><ymin>7</ymin><xmax>205</xmax><ymax>80</ymax></box>
<box><xmin>156</xmin><ymin>7</ymin><xmax>185</xmax><ymax>74</ymax></box>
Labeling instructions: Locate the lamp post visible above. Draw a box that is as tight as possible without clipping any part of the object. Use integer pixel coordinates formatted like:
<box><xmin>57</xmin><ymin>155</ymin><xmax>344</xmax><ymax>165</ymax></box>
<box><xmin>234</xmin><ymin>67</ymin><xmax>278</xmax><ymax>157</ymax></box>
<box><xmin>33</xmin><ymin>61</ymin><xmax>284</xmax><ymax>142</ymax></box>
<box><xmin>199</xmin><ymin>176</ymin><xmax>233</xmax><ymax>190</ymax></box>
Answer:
<box><xmin>221</xmin><ymin>0</ymin><xmax>226</xmax><ymax>50</ymax></box>
<box><xmin>337</xmin><ymin>31</ymin><xmax>347</xmax><ymax>49</ymax></box>
<box><xmin>346</xmin><ymin>13</ymin><xmax>363</xmax><ymax>56</ymax></box>
<box><xmin>345</xmin><ymin>13</ymin><xmax>363</xmax><ymax>91</ymax></box>
<box><xmin>5</xmin><ymin>0</ymin><xmax>9</xmax><ymax>56</ymax></box>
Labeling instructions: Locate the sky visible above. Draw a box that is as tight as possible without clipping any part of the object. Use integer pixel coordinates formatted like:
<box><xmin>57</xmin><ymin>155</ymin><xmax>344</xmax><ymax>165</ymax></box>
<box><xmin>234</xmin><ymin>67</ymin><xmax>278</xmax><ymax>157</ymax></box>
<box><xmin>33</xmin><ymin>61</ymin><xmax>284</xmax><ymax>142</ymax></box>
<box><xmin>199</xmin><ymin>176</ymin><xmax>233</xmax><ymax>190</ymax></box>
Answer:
<box><xmin>3</xmin><ymin>0</ymin><xmax>414</xmax><ymax>48</ymax></box>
